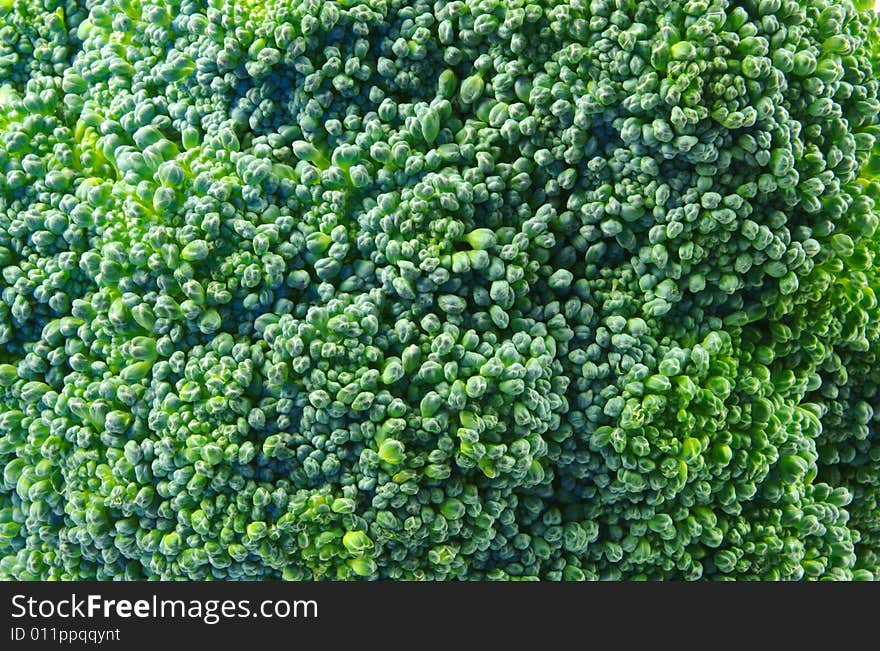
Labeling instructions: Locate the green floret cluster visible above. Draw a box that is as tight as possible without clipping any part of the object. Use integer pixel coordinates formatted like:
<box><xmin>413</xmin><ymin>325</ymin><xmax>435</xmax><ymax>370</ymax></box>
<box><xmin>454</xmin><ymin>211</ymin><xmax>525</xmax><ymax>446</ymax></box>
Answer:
<box><xmin>1</xmin><ymin>0</ymin><xmax>880</xmax><ymax>581</ymax></box>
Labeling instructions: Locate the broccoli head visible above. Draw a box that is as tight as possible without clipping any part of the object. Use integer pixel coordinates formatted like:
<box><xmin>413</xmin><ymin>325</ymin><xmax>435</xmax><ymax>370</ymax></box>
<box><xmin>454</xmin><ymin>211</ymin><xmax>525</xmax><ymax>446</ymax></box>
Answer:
<box><xmin>1</xmin><ymin>0</ymin><xmax>880</xmax><ymax>580</ymax></box>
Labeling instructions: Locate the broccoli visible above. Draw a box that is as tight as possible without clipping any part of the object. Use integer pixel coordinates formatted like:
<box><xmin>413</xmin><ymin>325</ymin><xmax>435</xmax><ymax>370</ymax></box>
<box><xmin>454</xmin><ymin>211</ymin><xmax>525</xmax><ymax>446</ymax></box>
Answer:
<box><xmin>1</xmin><ymin>0</ymin><xmax>879</xmax><ymax>581</ymax></box>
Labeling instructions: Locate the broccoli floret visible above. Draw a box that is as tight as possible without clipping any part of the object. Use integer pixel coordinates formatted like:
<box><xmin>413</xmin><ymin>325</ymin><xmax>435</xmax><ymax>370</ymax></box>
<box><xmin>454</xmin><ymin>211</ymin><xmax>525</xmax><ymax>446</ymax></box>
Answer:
<box><xmin>1</xmin><ymin>0</ymin><xmax>880</xmax><ymax>581</ymax></box>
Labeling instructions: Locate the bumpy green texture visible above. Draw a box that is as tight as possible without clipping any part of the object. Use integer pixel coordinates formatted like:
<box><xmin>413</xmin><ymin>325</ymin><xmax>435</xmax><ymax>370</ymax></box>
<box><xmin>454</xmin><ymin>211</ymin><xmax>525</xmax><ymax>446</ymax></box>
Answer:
<box><xmin>1</xmin><ymin>0</ymin><xmax>880</xmax><ymax>581</ymax></box>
